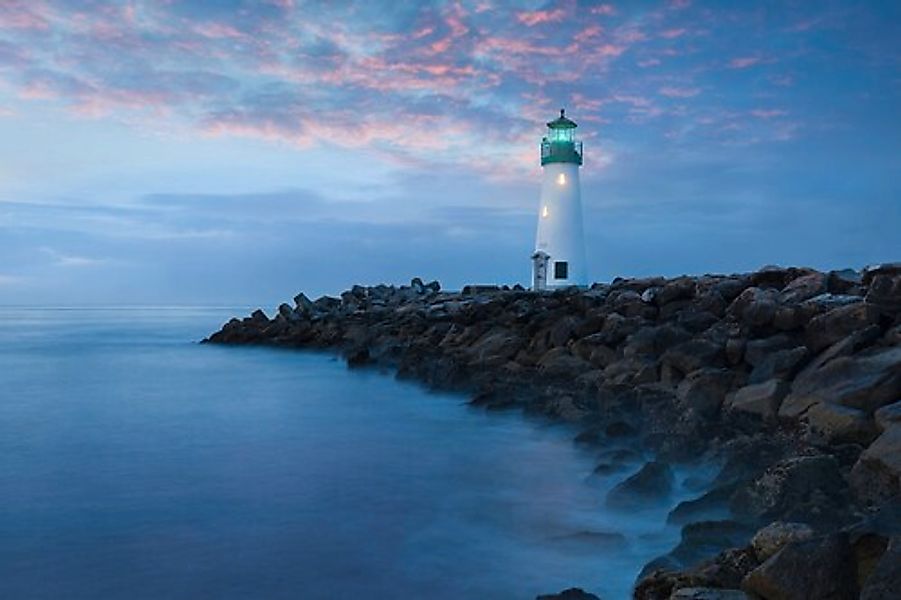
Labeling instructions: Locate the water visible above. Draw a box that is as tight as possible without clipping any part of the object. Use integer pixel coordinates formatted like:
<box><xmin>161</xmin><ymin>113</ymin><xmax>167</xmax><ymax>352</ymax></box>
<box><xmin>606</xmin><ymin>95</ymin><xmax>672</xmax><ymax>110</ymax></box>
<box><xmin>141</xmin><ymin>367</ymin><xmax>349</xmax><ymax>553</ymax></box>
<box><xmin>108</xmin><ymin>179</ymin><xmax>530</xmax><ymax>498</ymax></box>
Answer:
<box><xmin>0</xmin><ymin>308</ymin><xmax>693</xmax><ymax>599</ymax></box>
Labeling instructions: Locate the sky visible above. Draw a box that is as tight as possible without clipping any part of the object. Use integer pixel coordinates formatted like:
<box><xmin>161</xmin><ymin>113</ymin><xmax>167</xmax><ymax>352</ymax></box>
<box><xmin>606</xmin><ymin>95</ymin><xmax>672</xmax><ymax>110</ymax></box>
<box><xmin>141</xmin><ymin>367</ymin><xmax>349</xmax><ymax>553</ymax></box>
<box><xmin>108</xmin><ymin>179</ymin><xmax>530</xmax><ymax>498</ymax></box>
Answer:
<box><xmin>0</xmin><ymin>0</ymin><xmax>899</xmax><ymax>306</ymax></box>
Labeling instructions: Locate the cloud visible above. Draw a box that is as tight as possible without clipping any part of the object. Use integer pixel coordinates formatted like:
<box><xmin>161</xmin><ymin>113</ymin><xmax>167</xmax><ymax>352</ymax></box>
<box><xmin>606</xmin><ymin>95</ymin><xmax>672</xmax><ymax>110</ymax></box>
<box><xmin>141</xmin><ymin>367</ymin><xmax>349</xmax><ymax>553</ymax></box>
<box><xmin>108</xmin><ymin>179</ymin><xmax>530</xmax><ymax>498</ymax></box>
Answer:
<box><xmin>516</xmin><ymin>9</ymin><xmax>566</xmax><ymax>27</ymax></box>
<box><xmin>729</xmin><ymin>55</ymin><xmax>762</xmax><ymax>69</ymax></box>
<box><xmin>659</xmin><ymin>86</ymin><xmax>701</xmax><ymax>98</ymax></box>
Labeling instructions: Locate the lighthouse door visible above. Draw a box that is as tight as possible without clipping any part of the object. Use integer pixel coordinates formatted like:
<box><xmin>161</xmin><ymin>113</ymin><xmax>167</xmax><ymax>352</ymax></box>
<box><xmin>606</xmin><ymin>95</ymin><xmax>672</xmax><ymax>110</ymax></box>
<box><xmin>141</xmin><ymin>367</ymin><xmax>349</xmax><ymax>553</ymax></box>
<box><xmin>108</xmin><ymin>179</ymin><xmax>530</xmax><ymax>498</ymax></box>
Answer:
<box><xmin>531</xmin><ymin>251</ymin><xmax>549</xmax><ymax>291</ymax></box>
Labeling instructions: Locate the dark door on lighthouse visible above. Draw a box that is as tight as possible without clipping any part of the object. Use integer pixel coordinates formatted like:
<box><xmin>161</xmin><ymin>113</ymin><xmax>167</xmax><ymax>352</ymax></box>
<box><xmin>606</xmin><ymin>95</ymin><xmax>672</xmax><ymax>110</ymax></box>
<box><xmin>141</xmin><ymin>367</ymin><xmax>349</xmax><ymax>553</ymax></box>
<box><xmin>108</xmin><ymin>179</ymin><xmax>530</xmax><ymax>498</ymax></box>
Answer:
<box><xmin>531</xmin><ymin>251</ymin><xmax>549</xmax><ymax>291</ymax></box>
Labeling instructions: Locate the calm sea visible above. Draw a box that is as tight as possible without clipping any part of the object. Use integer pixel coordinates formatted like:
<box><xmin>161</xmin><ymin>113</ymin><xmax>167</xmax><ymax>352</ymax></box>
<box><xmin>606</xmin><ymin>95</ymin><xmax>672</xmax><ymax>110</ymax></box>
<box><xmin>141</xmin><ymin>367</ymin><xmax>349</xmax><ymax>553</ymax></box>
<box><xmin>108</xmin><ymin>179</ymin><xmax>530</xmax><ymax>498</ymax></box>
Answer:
<box><xmin>0</xmin><ymin>308</ymin><xmax>690</xmax><ymax>599</ymax></box>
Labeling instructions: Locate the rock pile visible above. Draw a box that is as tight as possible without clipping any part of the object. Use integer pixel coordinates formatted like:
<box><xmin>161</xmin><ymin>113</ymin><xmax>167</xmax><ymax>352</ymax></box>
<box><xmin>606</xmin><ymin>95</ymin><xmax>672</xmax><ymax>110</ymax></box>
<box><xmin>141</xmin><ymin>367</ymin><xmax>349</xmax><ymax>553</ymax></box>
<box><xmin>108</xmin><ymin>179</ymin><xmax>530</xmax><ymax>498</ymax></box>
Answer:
<box><xmin>205</xmin><ymin>264</ymin><xmax>901</xmax><ymax>599</ymax></box>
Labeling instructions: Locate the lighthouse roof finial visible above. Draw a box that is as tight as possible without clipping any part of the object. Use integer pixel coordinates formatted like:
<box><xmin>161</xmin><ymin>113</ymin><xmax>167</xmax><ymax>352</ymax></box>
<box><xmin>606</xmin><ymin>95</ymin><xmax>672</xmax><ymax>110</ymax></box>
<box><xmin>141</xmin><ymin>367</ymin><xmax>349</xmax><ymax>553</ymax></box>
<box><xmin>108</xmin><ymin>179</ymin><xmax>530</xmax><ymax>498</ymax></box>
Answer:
<box><xmin>547</xmin><ymin>108</ymin><xmax>577</xmax><ymax>129</ymax></box>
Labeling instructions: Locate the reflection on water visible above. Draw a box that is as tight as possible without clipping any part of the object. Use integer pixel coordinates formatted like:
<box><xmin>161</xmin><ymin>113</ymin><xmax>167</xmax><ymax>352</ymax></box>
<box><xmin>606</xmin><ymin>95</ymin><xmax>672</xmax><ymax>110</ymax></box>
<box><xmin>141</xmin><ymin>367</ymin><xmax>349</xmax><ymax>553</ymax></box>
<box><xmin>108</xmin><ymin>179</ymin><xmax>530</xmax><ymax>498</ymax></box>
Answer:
<box><xmin>0</xmin><ymin>308</ymin><xmax>695</xmax><ymax>599</ymax></box>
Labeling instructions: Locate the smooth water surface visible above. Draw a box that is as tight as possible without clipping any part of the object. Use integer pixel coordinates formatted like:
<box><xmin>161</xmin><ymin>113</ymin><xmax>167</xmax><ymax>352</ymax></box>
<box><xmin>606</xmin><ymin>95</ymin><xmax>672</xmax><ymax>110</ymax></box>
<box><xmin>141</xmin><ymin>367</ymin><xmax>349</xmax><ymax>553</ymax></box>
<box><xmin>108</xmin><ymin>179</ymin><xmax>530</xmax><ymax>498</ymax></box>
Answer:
<box><xmin>0</xmin><ymin>308</ymin><xmax>690</xmax><ymax>599</ymax></box>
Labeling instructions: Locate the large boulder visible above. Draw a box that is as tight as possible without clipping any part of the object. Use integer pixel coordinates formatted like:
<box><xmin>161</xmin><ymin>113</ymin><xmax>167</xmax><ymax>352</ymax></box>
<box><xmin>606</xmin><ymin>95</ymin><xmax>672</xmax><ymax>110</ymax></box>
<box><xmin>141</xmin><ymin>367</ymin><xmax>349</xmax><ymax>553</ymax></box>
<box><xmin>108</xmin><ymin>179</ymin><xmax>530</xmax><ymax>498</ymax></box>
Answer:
<box><xmin>607</xmin><ymin>461</ymin><xmax>674</xmax><ymax>508</ymax></box>
<box><xmin>860</xmin><ymin>534</ymin><xmax>901</xmax><ymax>600</ymax></box>
<box><xmin>743</xmin><ymin>334</ymin><xmax>800</xmax><ymax>367</ymax></box>
<box><xmin>804</xmin><ymin>401</ymin><xmax>878</xmax><ymax>445</ymax></box>
<box><xmin>750</xmin><ymin>521</ymin><xmax>815</xmax><ymax>561</ymax></box>
<box><xmin>805</xmin><ymin>302</ymin><xmax>880</xmax><ymax>353</ymax></box>
<box><xmin>778</xmin><ymin>271</ymin><xmax>827</xmax><ymax>304</ymax></box>
<box><xmin>677</xmin><ymin>368</ymin><xmax>736</xmax><ymax>418</ymax></box>
<box><xmin>748</xmin><ymin>346</ymin><xmax>809</xmax><ymax>384</ymax></box>
<box><xmin>730</xmin><ymin>455</ymin><xmax>850</xmax><ymax>524</ymax></box>
<box><xmin>874</xmin><ymin>400</ymin><xmax>901</xmax><ymax>432</ymax></box>
<box><xmin>850</xmin><ymin>425</ymin><xmax>901</xmax><ymax>506</ymax></box>
<box><xmin>741</xmin><ymin>533</ymin><xmax>858</xmax><ymax>600</ymax></box>
<box><xmin>866</xmin><ymin>273</ymin><xmax>901</xmax><ymax>313</ymax></box>
<box><xmin>663</xmin><ymin>339</ymin><xmax>724</xmax><ymax>375</ymax></box>
<box><xmin>728</xmin><ymin>287</ymin><xmax>778</xmax><ymax>327</ymax></box>
<box><xmin>779</xmin><ymin>346</ymin><xmax>901</xmax><ymax>419</ymax></box>
<box><xmin>725</xmin><ymin>379</ymin><xmax>789</xmax><ymax>421</ymax></box>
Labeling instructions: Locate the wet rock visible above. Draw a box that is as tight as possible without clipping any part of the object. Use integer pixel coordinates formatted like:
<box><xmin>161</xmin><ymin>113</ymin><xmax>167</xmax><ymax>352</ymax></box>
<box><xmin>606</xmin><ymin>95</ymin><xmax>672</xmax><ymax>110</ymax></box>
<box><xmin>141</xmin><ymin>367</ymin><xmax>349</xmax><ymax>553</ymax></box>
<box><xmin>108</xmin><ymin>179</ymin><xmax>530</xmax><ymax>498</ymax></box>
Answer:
<box><xmin>741</xmin><ymin>533</ymin><xmax>858</xmax><ymax>600</ymax></box>
<box><xmin>676</xmin><ymin>368</ymin><xmax>736</xmax><ymax>418</ymax></box>
<box><xmin>656</xmin><ymin>277</ymin><xmax>697</xmax><ymax>307</ymax></box>
<box><xmin>671</xmin><ymin>520</ymin><xmax>756</xmax><ymax>566</ymax></box>
<box><xmin>607</xmin><ymin>461</ymin><xmax>674</xmax><ymax>508</ymax></box>
<box><xmin>668</xmin><ymin>484</ymin><xmax>738</xmax><ymax>525</ymax></box>
<box><xmin>744</xmin><ymin>334</ymin><xmax>799</xmax><ymax>367</ymax></box>
<box><xmin>862</xmin><ymin>262</ymin><xmax>901</xmax><ymax>286</ymax></box>
<box><xmin>860</xmin><ymin>534</ymin><xmax>901</xmax><ymax>600</ymax></box>
<box><xmin>778</xmin><ymin>271</ymin><xmax>827</xmax><ymax>304</ymax></box>
<box><xmin>728</xmin><ymin>287</ymin><xmax>778</xmax><ymax>327</ymax></box>
<box><xmin>535</xmin><ymin>588</ymin><xmax>601</xmax><ymax>600</ymax></box>
<box><xmin>780</xmin><ymin>345</ymin><xmax>901</xmax><ymax>419</ymax></box>
<box><xmin>748</xmin><ymin>346</ymin><xmax>809</xmax><ymax>384</ymax></box>
<box><xmin>827</xmin><ymin>268</ymin><xmax>863</xmax><ymax>294</ymax></box>
<box><xmin>850</xmin><ymin>425</ymin><xmax>901</xmax><ymax>506</ymax></box>
<box><xmin>750</xmin><ymin>521</ymin><xmax>815</xmax><ymax>561</ymax></box>
<box><xmin>805</xmin><ymin>401</ymin><xmax>878</xmax><ymax>445</ymax></box>
<box><xmin>250</xmin><ymin>308</ymin><xmax>268</xmax><ymax>323</ymax></box>
<box><xmin>866</xmin><ymin>273</ymin><xmax>901</xmax><ymax>313</ymax></box>
<box><xmin>805</xmin><ymin>302</ymin><xmax>880</xmax><ymax>353</ymax></box>
<box><xmin>725</xmin><ymin>379</ymin><xmax>789</xmax><ymax>421</ymax></box>
<box><xmin>663</xmin><ymin>339</ymin><xmax>724</xmax><ymax>375</ymax></box>
<box><xmin>293</xmin><ymin>292</ymin><xmax>314</xmax><ymax>314</ymax></box>
<box><xmin>730</xmin><ymin>455</ymin><xmax>850</xmax><ymax>525</ymax></box>
<box><xmin>874</xmin><ymin>400</ymin><xmax>901</xmax><ymax>432</ymax></box>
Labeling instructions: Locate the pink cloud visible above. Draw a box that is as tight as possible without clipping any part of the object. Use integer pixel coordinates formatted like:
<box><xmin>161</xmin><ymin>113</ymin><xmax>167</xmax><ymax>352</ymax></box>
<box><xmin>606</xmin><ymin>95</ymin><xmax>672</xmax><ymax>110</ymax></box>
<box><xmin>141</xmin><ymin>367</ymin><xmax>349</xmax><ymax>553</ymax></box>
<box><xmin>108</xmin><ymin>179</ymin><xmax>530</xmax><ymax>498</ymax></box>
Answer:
<box><xmin>668</xmin><ymin>0</ymin><xmax>691</xmax><ymax>9</ymax></box>
<box><xmin>516</xmin><ymin>9</ymin><xmax>566</xmax><ymax>27</ymax></box>
<box><xmin>729</xmin><ymin>55</ymin><xmax>762</xmax><ymax>69</ymax></box>
<box><xmin>659</xmin><ymin>86</ymin><xmax>700</xmax><ymax>98</ymax></box>
<box><xmin>660</xmin><ymin>28</ymin><xmax>687</xmax><ymax>39</ymax></box>
<box><xmin>575</xmin><ymin>25</ymin><xmax>603</xmax><ymax>43</ymax></box>
<box><xmin>590</xmin><ymin>4</ymin><xmax>616</xmax><ymax>16</ymax></box>
<box><xmin>750</xmin><ymin>109</ymin><xmax>788</xmax><ymax>119</ymax></box>
<box><xmin>0</xmin><ymin>1</ymin><xmax>51</xmax><ymax>31</ymax></box>
<box><xmin>638</xmin><ymin>58</ymin><xmax>661</xmax><ymax>67</ymax></box>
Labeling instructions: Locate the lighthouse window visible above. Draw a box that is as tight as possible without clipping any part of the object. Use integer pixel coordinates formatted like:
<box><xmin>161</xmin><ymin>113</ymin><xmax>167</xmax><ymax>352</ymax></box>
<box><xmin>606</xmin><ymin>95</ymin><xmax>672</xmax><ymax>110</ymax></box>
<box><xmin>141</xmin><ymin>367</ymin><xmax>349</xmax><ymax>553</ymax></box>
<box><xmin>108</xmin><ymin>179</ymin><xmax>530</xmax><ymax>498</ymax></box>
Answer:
<box><xmin>557</xmin><ymin>173</ymin><xmax>566</xmax><ymax>186</ymax></box>
<box><xmin>542</xmin><ymin>205</ymin><xmax>549</xmax><ymax>218</ymax></box>
<box><xmin>554</xmin><ymin>261</ymin><xmax>568</xmax><ymax>280</ymax></box>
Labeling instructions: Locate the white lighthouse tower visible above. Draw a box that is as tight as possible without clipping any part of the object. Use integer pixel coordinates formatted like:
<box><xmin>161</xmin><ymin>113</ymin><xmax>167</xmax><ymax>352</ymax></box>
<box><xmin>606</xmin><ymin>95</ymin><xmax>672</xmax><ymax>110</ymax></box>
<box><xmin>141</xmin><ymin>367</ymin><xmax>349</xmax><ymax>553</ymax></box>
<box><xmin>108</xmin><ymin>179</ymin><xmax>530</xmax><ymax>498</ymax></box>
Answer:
<box><xmin>532</xmin><ymin>109</ymin><xmax>587</xmax><ymax>290</ymax></box>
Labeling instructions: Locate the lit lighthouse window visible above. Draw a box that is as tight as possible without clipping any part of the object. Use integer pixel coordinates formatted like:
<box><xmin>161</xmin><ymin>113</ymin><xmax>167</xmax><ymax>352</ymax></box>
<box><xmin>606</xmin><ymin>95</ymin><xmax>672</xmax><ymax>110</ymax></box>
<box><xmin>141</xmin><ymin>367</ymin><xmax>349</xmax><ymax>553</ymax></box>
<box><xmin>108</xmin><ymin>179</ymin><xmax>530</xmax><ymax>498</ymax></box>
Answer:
<box><xmin>542</xmin><ymin>205</ymin><xmax>549</xmax><ymax>218</ymax></box>
<box><xmin>557</xmin><ymin>173</ymin><xmax>566</xmax><ymax>186</ymax></box>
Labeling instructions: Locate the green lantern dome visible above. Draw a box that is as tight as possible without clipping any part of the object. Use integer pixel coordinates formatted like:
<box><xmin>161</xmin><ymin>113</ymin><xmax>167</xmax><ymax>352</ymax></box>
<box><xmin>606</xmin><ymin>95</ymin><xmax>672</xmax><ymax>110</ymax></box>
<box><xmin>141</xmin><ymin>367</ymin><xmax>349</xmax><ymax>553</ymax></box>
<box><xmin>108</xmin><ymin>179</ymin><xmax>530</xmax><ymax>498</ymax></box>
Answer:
<box><xmin>540</xmin><ymin>108</ymin><xmax>583</xmax><ymax>166</ymax></box>
<box><xmin>546</xmin><ymin>109</ymin><xmax>578</xmax><ymax>130</ymax></box>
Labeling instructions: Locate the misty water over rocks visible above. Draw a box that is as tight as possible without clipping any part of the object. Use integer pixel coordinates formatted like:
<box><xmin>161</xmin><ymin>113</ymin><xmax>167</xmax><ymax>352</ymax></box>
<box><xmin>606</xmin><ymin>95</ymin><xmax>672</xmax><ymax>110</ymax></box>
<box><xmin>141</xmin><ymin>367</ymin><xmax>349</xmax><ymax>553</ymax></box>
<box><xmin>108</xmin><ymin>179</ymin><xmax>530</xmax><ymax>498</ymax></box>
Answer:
<box><xmin>0</xmin><ymin>308</ymin><xmax>706</xmax><ymax>600</ymax></box>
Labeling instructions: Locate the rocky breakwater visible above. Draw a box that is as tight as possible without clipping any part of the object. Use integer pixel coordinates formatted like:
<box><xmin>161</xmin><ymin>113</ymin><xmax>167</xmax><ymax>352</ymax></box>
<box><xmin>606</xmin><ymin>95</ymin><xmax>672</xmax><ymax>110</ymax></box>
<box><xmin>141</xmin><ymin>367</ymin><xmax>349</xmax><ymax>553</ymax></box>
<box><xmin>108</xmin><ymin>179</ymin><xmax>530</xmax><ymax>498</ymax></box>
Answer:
<box><xmin>205</xmin><ymin>265</ymin><xmax>901</xmax><ymax>600</ymax></box>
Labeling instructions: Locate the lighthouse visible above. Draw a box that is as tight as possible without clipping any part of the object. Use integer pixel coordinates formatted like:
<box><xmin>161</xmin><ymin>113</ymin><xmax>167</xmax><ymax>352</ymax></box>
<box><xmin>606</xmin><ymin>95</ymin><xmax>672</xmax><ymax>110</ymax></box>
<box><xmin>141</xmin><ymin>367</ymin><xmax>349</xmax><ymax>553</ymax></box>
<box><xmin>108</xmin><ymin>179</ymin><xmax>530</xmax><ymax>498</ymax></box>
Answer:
<box><xmin>532</xmin><ymin>109</ymin><xmax>587</xmax><ymax>290</ymax></box>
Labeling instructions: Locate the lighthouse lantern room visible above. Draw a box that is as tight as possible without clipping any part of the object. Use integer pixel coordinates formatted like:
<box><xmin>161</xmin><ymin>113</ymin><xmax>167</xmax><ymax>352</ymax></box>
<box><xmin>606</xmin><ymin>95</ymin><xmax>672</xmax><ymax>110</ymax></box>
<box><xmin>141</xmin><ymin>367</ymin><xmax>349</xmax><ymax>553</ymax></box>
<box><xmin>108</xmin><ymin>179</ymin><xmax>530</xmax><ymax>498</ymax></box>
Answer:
<box><xmin>532</xmin><ymin>109</ymin><xmax>587</xmax><ymax>290</ymax></box>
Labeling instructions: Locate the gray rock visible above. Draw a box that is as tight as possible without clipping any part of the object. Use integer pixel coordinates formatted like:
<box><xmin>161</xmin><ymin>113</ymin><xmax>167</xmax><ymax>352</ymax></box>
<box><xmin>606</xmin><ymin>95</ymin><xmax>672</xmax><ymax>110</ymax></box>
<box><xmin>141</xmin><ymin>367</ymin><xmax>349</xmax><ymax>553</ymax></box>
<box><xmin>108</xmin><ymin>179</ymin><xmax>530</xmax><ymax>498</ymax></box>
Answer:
<box><xmin>805</xmin><ymin>401</ymin><xmax>878</xmax><ymax>445</ymax></box>
<box><xmin>742</xmin><ymin>533</ymin><xmax>858</xmax><ymax>600</ymax></box>
<box><xmin>748</xmin><ymin>346</ymin><xmax>809</xmax><ymax>384</ymax></box>
<box><xmin>866</xmin><ymin>273</ymin><xmax>901</xmax><ymax>312</ymax></box>
<box><xmin>850</xmin><ymin>425</ymin><xmax>901</xmax><ymax>506</ymax></box>
<box><xmin>780</xmin><ymin>346</ymin><xmax>901</xmax><ymax>419</ymax></box>
<box><xmin>725</xmin><ymin>379</ymin><xmax>789</xmax><ymax>421</ymax></box>
<box><xmin>860</xmin><ymin>534</ymin><xmax>901</xmax><ymax>600</ymax></box>
<box><xmin>778</xmin><ymin>272</ymin><xmax>827</xmax><ymax>304</ymax></box>
<box><xmin>677</xmin><ymin>368</ymin><xmax>736</xmax><ymax>418</ymax></box>
<box><xmin>293</xmin><ymin>292</ymin><xmax>314</xmax><ymax>314</ymax></box>
<box><xmin>607</xmin><ymin>461</ymin><xmax>674</xmax><ymax>508</ymax></box>
<box><xmin>751</xmin><ymin>521</ymin><xmax>815</xmax><ymax>561</ymax></box>
<box><xmin>663</xmin><ymin>339</ymin><xmax>724</xmax><ymax>375</ymax></box>
<box><xmin>805</xmin><ymin>302</ymin><xmax>880</xmax><ymax>353</ymax></box>
<box><xmin>744</xmin><ymin>334</ymin><xmax>798</xmax><ymax>367</ymax></box>
<box><xmin>874</xmin><ymin>400</ymin><xmax>901</xmax><ymax>432</ymax></box>
<box><xmin>730</xmin><ymin>455</ymin><xmax>849</xmax><ymax>524</ymax></box>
